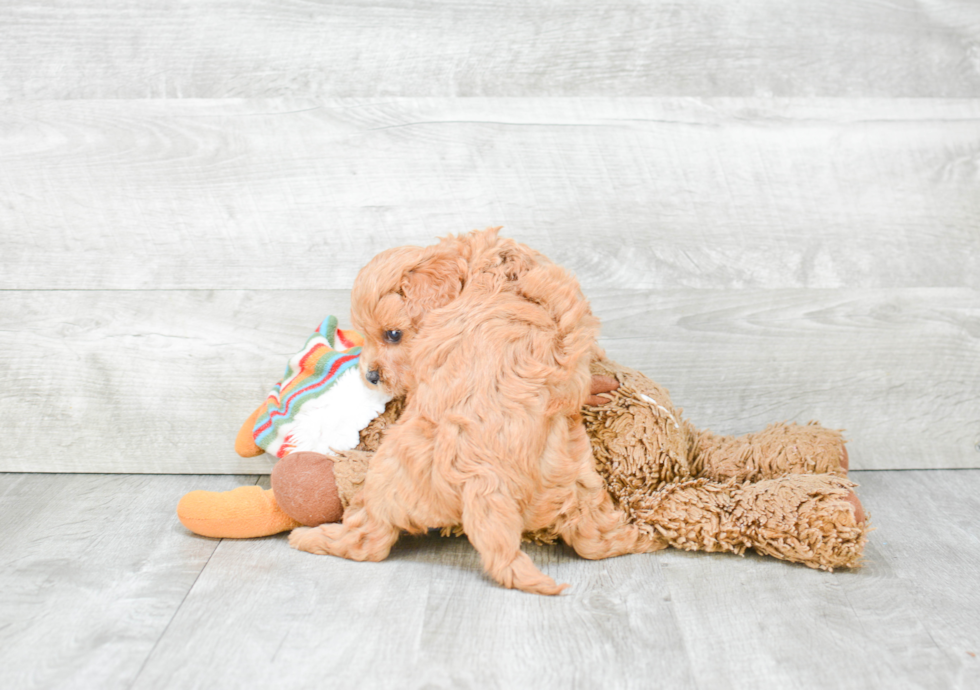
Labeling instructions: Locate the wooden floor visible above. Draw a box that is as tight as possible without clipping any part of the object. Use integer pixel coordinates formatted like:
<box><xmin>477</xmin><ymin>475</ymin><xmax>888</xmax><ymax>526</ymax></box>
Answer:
<box><xmin>1</xmin><ymin>470</ymin><xmax>978</xmax><ymax>689</ymax></box>
<box><xmin>2</xmin><ymin>0</ymin><xmax>979</xmax><ymax>687</ymax></box>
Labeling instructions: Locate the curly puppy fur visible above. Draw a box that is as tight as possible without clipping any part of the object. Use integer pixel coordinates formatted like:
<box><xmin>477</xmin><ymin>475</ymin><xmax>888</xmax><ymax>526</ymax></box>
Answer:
<box><xmin>345</xmin><ymin>227</ymin><xmax>543</xmax><ymax>397</ymax></box>
<box><xmin>290</xmin><ymin>228</ymin><xmax>661</xmax><ymax>594</ymax></box>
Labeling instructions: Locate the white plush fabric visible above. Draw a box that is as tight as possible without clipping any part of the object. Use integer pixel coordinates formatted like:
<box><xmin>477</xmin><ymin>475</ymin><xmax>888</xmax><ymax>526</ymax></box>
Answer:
<box><xmin>264</xmin><ymin>367</ymin><xmax>392</xmax><ymax>458</ymax></box>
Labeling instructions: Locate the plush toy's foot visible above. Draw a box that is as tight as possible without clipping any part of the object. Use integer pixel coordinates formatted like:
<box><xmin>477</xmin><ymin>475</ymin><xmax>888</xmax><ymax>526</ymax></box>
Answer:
<box><xmin>177</xmin><ymin>486</ymin><xmax>301</xmax><ymax>538</ymax></box>
<box><xmin>738</xmin><ymin>475</ymin><xmax>868</xmax><ymax>569</ymax></box>
<box><xmin>271</xmin><ymin>452</ymin><xmax>346</xmax><ymax>526</ymax></box>
<box><xmin>691</xmin><ymin>422</ymin><xmax>849</xmax><ymax>482</ymax></box>
<box><xmin>843</xmin><ymin>488</ymin><xmax>864</xmax><ymax>524</ymax></box>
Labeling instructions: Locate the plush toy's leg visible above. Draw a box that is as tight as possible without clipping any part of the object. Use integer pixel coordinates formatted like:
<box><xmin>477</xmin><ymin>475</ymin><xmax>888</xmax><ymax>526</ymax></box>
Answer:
<box><xmin>176</xmin><ymin>449</ymin><xmax>376</xmax><ymax>539</ymax></box>
<box><xmin>637</xmin><ymin>473</ymin><xmax>868</xmax><ymax>570</ymax></box>
<box><xmin>689</xmin><ymin>422</ymin><xmax>849</xmax><ymax>482</ymax></box>
<box><xmin>176</xmin><ymin>485</ymin><xmax>301</xmax><ymax>538</ymax></box>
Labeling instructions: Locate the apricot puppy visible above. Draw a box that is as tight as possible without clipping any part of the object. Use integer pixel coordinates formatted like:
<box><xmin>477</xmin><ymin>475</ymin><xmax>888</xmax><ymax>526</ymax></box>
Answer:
<box><xmin>290</xmin><ymin>230</ymin><xmax>659</xmax><ymax>594</ymax></box>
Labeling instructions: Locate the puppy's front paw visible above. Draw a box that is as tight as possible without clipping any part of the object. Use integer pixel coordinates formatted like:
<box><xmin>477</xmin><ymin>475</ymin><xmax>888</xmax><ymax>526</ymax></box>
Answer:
<box><xmin>288</xmin><ymin>525</ymin><xmax>337</xmax><ymax>555</ymax></box>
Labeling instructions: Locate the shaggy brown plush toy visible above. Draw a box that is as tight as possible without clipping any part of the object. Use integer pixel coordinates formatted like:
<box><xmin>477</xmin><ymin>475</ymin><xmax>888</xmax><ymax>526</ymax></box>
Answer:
<box><xmin>178</xmin><ymin>326</ymin><xmax>867</xmax><ymax>571</ymax></box>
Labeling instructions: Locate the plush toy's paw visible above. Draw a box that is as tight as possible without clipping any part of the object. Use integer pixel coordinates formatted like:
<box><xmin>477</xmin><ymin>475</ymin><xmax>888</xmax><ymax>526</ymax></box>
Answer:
<box><xmin>844</xmin><ymin>489</ymin><xmax>865</xmax><ymax>524</ymax></box>
<box><xmin>738</xmin><ymin>474</ymin><xmax>869</xmax><ymax>570</ymax></box>
<box><xmin>586</xmin><ymin>374</ymin><xmax>619</xmax><ymax>406</ymax></box>
<box><xmin>271</xmin><ymin>452</ymin><xmax>344</xmax><ymax>526</ymax></box>
<box><xmin>177</xmin><ymin>486</ymin><xmax>301</xmax><ymax>539</ymax></box>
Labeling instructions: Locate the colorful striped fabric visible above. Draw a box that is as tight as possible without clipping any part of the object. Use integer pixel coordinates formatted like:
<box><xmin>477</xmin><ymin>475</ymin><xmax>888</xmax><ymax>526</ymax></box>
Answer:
<box><xmin>252</xmin><ymin>316</ymin><xmax>366</xmax><ymax>457</ymax></box>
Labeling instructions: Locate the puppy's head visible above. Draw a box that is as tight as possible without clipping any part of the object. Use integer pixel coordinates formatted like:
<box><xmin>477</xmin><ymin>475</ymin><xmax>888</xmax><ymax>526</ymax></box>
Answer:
<box><xmin>350</xmin><ymin>241</ymin><xmax>467</xmax><ymax>396</ymax></box>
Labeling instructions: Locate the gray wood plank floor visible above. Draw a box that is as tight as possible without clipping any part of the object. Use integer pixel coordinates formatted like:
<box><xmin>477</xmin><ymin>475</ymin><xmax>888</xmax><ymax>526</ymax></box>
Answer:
<box><xmin>1</xmin><ymin>470</ymin><xmax>977</xmax><ymax>690</ymax></box>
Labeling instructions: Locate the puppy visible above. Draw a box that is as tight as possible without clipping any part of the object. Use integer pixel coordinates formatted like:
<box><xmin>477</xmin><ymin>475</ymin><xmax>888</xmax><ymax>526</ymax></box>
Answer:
<box><xmin>290</xmin><ymin>229</ymin><xmax>661</xmax><ymax>594</ymax></box>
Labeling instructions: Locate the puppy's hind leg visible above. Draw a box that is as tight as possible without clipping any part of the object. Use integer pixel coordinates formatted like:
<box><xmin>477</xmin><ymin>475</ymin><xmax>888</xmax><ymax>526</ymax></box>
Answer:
<box><xmin>461</xmin><ymin>479</ymin><xmax>569</xmax><ymax>596</ymax></box>
<box><xmin>560</xmin><ymin>476</ymin><xmax>667</xmax><ymax>560</ymax></box>
<box><xmin>560</xmin><ymin>426</ymin><xmax>668</xmax><ymax>560</ymax></box>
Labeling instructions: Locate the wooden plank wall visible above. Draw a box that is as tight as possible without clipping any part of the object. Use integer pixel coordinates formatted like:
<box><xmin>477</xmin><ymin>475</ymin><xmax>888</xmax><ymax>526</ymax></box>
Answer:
<box><xmin>1</xmin><ymin>1</ymin><xmax>978</xmax><ymax>472</ymax></box>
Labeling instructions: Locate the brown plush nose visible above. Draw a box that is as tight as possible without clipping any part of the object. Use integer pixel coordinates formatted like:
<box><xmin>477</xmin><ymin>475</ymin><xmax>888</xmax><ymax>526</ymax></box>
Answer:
<box><xmin>366</xmin><ymin>369</ymin><xmax>380</xmax><ymax>385</ymax></box>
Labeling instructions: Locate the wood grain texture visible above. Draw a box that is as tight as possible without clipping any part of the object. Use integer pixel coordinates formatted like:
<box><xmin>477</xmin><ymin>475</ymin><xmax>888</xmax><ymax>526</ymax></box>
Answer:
<box><xmin>132</xmin><ymin>531</ymin><xmax>692</xmax><ymax>690</ymax></box>
<box><xmin>0</xmin><ymin>470</ymin><xmax>964</xmax><ymax>690</ymax></box>
<box><xmin>1</xmin><ymin>98</ymin><xmax>978</xmax><ymax>291</ymax></box>
<box><xmin>0</xmin><ymin>290</ymin><xmax>354</xmax><ymax>474</ymax></box>
<box><xmin>0</xmin><ymin>473</ymin><xmax>260</xmax><ymax>690</ymax></box>
<box><xmin>1</xmin><ymin>0</ymin><xmax>979</xmax><ymax>100</ymax></box>
<box><xmin>656</xmin><ymin>469</ymin><xmax>980</xmax><ymax>689</ymax></box>
<box><xmin>1</xmin><ymin>288</ymin><xmax>976</xmax><ymax>473</ymax></box>
<box><xmin>595</xmin><ymin>287</ymin><xmax>980</xmax><ymax>470</ymax></box>
<box><xmin>134</xmin><ymin>474</ymin><xmax>692</xmax><ymax>689</ymax></box>
<box><xmin>855</xmin><ymin>469</ymin><xmax>980</xmax><ymax>687</ymax></box>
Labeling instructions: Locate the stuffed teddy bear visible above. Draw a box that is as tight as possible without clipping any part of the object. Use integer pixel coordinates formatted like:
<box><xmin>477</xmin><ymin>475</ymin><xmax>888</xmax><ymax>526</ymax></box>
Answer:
<box><xmin>177</xmin><ymin>317</ymin><xmax>868</xmax><ymax>570</ymax></box>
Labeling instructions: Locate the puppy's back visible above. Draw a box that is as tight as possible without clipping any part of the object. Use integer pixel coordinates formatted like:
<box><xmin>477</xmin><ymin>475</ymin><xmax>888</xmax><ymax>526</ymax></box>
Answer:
<box><xmin>407</xmin><ymin>270</ymin><xmax>597</xmax><ymax>478</ymax></box>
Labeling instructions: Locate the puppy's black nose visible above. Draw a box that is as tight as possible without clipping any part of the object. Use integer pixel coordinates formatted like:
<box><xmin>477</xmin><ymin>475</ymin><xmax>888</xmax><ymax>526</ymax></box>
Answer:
<box><xmin>366</xmin><ymin>369</ymin><xmax>380</xmax><ymax>386</ymax></box>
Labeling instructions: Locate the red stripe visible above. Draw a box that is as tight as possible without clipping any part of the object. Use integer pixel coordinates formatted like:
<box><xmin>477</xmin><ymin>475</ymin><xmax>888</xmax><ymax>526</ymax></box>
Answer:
<box><xmin>261</xmin><ymin>353</ymin><xmax>359</xmax><ymax>425</ymax></box>
<box><xmin>279</xmin><ymin>344</ymin><xmax>331</xmax><ymax>397</ymax></box>
<box><xmin>336</xmin><ymin>329</ymin><xmax>354</xmax><ymax>349</ymax></box>
<box><xmin>296</xmin><ymin>342</ymin><xmax>329</xmax><ymax>376</ymax></box>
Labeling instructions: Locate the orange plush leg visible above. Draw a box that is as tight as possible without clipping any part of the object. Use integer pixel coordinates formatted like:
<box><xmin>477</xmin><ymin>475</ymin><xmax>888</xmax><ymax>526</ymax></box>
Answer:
<box><xmin>177</xmin><ymin>485</ymin><xmax>301</xmax><ymax>538</ymax></box>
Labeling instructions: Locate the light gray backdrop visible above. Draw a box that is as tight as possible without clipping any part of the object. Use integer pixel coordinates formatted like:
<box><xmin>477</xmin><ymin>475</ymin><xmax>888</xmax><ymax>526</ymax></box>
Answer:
<box><xmin>1</xmin><ymin>0</ymin><xmax>978</xmax><ymax>472</ymax></box>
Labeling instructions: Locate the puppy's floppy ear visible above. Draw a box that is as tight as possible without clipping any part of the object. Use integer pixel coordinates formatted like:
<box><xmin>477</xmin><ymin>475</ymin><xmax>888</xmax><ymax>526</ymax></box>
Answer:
<box><xmin>399</xmin><ymin>247</ymin><xmax>467</xmax><ymax>322</ymax></box>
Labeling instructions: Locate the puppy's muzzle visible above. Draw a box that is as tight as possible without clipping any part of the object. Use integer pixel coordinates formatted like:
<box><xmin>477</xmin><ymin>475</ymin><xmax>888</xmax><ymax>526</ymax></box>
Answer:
<box><xmin>365</xmin><ymin>369</ymin><xmax>381</xmax><ymax>386</ymax></box>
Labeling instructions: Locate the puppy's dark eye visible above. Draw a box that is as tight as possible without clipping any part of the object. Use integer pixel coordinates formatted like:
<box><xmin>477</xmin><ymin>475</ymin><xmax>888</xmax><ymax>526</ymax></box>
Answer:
<box><xmin>383</xmin><ymin>330</ymin><xmax>403</xmax><ymax>344</ymax></box>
